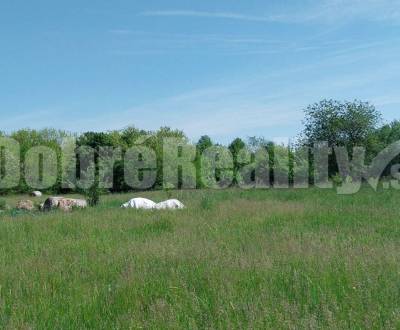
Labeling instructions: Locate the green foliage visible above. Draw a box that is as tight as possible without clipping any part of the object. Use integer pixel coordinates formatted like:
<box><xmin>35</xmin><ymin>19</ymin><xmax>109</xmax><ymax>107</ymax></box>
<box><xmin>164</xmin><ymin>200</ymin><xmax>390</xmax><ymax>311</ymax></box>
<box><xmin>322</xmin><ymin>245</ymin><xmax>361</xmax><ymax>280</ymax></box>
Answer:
<box><xmin>196</xmin><ymin>135</ymin><xmax>213</xmax><ymax>154</ymax></box>
<box><xmin>196</xmin><ymin>136</ymin><xmax>214</xmax><ymax>188</ymax></box>
<box><xmin>368</xmin><ymin>120</ymin><xmax>400</xmax><ymax>175</ymax></box>
<box><xmin>0</xmin><ymin>99</ymin><xmax>398</xmax><ymax>193</ymax></box>
<box><xmin>7</xmin><ymin>129</ymin><xmax>72</xmax><ymax>193</ymax></box>
<box><xmin>229</xmin><ymin>138</ymin><xmax>246</xmax><ymax>185</ymax></box>
<box><xmin>85</xmin><ymin>183</ymin><xmax>101</xmax><ymax>207</ymax></box>
<box><xmin>200</xmin><ymin>145</ymin><xmax>234</xmax><ymax>188</ymax></box>
<box><xmin>302</xmin><ymin>99</ymin><xmax>382</xmax><ymax>177</ymax></box>
<box><xmin>228</xmin><ymin>138</ymin><xmax>246</xmax><ymax>156</ymax></box>
<box><xmin>0</xmin><ymin>199</ymin><xmax>7</xmax><ymax>210</ymax></box>
<box><xmin>331</xmin><ymin>173</ymin><xmax>344</xmax><ymax>186</ymax></box>
<box><xmin>302</xmin><ymin>99</ymin><xmax>381</xmax><ymax>147</ymax></box>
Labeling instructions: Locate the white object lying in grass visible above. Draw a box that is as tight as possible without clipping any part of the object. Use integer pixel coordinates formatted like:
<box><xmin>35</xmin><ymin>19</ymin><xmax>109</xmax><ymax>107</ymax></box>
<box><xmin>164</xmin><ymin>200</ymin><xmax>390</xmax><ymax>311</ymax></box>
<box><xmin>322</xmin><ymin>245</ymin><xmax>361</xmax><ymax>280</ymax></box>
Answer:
<box><xmin>121</xmin><ymin>198</ymin><xmax>156</xmax><ymax>209</ymax></box>
<box><xmin>121</xmin><ymin>198</ymin><xmax>185</xmax><ymax>210</ymax></box>
<box><xmin>154</xmin><ymin>199</ymin><xmax>185</xmax><ymax>210</ymax></box>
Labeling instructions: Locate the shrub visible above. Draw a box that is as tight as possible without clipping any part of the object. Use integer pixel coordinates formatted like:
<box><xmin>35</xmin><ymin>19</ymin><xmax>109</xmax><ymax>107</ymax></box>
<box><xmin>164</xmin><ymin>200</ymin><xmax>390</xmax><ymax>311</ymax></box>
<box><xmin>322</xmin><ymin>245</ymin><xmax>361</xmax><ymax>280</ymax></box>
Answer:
<box><xmin>85</xmin><ymin>184</ymin><xmax>101</xmax><ymax>207</ymax></box>
<box><xmin>163</xmin><ymin>183</ymin><xmax>174</xmax><ymax>199</ymax></box>
<box><xmin>0</xmin><ymin>199</ymin><xmax>7</xmax><ymax>211</ymax></box>
<box><xmin>331</xmin><ymin>174</ymin><xmax>343</xmax><ymax>186</ymax></box>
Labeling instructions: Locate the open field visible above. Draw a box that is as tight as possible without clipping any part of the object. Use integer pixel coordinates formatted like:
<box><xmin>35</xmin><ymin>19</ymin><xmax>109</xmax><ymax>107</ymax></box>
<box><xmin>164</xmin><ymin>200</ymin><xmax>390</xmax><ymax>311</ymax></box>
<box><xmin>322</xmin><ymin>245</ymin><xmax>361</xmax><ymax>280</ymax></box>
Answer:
<box><xmin>1</xmin><ymin>188</ymin><xmax>400</xmax><ymax>329</ymax></box>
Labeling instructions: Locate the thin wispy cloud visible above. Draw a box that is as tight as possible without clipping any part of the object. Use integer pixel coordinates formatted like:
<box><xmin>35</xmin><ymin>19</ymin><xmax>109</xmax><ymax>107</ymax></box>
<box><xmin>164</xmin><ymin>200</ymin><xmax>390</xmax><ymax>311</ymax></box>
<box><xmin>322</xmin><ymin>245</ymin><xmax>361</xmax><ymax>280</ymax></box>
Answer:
<box><xmin>108</xmin><ymin>30</ymin><xmax>295</xmax><ymax>56</ymax></box>
<box><xmin>3</xmin><ymin>1</ymin><xmax>400</xmax><ymax>143</ymax></box>
<box><xmin>139</xmin><ymin>10</ymin><xmax>280</xmax><ymax>22</ymax></box>
<box><xmin>68</xmin><ymin>42</ymin><xmax>400</xmax><ymax>141</ymax></box>
<box><xmin>109</xmin><ymin>30</ymin><xmax>285</xmax><ymax>45</ymax></box>
<box><xmin>305</xmin><ymin>0</ymin><xmax>400</xmax><ymax>23</ymax></box>
<box><xmin>108</xmin><ymin>28</ymin><xmax>400</xmax><ymax>58</ymax></box>
<box><xmin>140</xmin><ymin>1</ymin><xmax>400</xmax><ymax>24</ymax></box>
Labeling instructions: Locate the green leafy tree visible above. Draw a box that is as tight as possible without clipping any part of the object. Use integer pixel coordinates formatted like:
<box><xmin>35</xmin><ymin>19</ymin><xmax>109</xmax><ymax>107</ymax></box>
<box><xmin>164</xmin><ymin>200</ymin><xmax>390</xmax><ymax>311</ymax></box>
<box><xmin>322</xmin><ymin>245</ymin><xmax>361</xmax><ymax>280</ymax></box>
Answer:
<box><xmin>10</xmin><ymin>129</ymin><xmax>70</xmax><ymax>193</ymax></box>
<box><xmin>196</xmin><ymin>136</ymin><xmax>213</xmax><ymax>188</ymax></box>
<box><xmin>303</xmin><ymin>99</ymin><xmax>381</xmax><ymax>147</ymax></box>
<box><xmin>229</xmin><ymin>138</ymin><xmax>246</xmax><ymax>185</ymax></box>
<box><xmin>368</xmin><ymin>120</ymin><xmax>400</xmax><ymax>176</ymax></box>
<box><xmin>197</xmin><ymin>135</ymin><xmax>213</xmax><ymax>154</ymax></box>
<box><xmin>302</xmin><ymin>99</ymin><xmax>382</xmax><ymax>176</ymax></box>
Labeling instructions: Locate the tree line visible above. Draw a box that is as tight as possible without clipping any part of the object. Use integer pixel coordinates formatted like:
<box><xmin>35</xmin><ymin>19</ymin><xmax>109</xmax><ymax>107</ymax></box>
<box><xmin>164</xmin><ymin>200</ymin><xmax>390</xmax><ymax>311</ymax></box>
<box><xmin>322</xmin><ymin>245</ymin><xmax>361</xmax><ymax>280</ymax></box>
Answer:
<box><xmin>1</xmin><ymin>99</ymin><xmax>400</xmax><ymax>195</ymax></box>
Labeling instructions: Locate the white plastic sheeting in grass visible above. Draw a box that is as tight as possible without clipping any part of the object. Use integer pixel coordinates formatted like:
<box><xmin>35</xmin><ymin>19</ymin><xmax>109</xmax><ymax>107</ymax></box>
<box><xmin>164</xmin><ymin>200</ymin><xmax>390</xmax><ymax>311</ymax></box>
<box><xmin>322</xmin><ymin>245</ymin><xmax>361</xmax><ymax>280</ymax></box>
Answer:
<box><xmin>121</xmin><ymin>198</ymin><xmax>156</xmax><ymax>209</ymax></box>
<box><xmin>154</xmin><ymin>199</ymin><xmax>185</xmax><ymax>210</ymax></box>
<box><xmin>121</xmin><ymin>198</ymin><xmax>185</xmax><ymax>210</ymax></box>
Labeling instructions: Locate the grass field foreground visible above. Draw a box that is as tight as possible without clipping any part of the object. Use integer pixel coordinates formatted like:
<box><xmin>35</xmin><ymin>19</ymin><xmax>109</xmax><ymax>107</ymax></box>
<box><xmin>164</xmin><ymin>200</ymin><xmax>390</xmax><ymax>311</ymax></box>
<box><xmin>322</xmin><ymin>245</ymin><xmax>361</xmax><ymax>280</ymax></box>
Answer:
<box><xmin>1</xmin><ymin>188</ymin><xmax>400</xmax><ymax>328</ymax></box>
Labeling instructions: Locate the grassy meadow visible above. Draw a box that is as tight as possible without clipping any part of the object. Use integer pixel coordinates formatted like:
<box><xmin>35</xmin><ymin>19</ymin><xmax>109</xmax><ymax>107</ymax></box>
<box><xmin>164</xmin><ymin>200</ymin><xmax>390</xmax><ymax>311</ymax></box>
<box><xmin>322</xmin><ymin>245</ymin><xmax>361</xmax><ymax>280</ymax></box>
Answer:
<box><xmin>1</xmin><ymin>188</ymin><xmax>400</xmax><ymax>329</ymax></box>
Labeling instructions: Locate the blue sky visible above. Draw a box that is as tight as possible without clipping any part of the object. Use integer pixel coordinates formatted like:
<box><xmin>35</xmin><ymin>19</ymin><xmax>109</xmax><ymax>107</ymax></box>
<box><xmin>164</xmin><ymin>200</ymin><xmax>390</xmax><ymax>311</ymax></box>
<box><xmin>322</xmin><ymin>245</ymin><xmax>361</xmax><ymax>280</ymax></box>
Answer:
<box><xmin>1</xmin><ymin>0</ymin><xmax>400</xmax><ymax>144</ymax></box>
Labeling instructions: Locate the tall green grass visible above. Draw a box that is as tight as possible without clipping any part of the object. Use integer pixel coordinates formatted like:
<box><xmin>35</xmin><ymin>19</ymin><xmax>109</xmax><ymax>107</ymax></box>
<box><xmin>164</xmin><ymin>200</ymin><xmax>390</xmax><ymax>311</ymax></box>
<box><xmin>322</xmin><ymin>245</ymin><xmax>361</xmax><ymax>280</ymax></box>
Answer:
<box><xmin>0</xmin><ymin>188</ymin><xmax>400</xmax><ymax>329</ymax></box>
